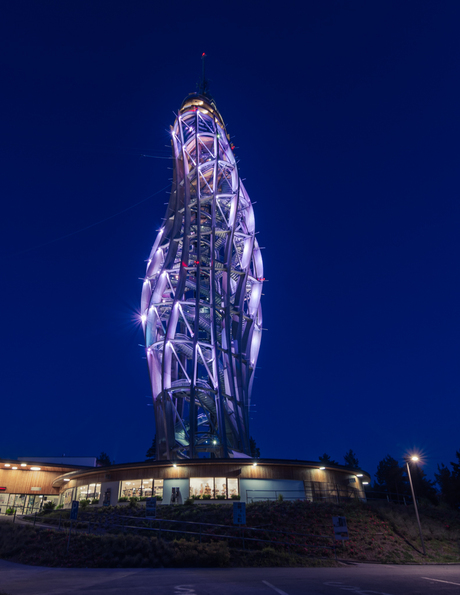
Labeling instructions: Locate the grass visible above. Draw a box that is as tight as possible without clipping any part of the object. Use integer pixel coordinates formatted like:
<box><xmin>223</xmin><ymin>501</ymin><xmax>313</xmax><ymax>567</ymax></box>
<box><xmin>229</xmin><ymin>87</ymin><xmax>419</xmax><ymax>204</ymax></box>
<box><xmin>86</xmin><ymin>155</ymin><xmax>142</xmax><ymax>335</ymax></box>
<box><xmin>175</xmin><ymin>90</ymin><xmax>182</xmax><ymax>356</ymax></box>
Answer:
<box><xmin>5</xmin><ymin>499</ymin><xmax>460</xmax><ymax>567</ymax></box>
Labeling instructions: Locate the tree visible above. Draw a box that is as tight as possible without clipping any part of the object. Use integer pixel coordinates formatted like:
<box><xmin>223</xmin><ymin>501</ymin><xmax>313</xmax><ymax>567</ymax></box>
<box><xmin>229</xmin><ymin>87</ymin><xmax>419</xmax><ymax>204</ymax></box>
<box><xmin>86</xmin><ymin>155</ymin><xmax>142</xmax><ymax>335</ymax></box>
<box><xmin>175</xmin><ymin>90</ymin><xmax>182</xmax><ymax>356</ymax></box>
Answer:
<box><xmin>410</xmin><ymin>463</ymin><xmax>438</xmax><ymax>505</ymax></box>
<box><xmin>343</xmin><ymin>449</ymin><xmax>359</xmax><ymax>468</ymax></box>
<box><xmin>374</xmin><ymin>455</ymin><xmax>407</xmax><ymax>496</ymax></box>
<box><xmin>250</xmin><ymin>436</ymin><xmax>260</xmax><ymax>458</ymax></box>
<box><xmin>435</xmin><ymin>450</ymin><xmax>460</xmax><ymax>509</ymax></box>
<box><xmin>319</xmin><ymin>453</ymin><xmax>338</xmax><ymax>465</ymax></box>
<box><xmin>146</xmin><ymin>436</ymin><xmax>156</xmax><ymax>460</ymax></box>
<box><xmin>96</xmin><ymin>451</ymin><xmax>112</xmax><ymax>466</ymax></box>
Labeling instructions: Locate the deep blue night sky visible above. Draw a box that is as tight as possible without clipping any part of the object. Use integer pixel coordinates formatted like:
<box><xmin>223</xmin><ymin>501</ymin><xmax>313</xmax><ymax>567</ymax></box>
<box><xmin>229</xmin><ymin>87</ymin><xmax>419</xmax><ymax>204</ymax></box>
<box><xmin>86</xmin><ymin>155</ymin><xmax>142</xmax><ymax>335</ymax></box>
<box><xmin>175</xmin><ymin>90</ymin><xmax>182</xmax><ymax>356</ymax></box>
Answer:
<box><xmin>1</xmin><ymin>1</ymin><xmax>459</xmax><ymax>480</ymax></box>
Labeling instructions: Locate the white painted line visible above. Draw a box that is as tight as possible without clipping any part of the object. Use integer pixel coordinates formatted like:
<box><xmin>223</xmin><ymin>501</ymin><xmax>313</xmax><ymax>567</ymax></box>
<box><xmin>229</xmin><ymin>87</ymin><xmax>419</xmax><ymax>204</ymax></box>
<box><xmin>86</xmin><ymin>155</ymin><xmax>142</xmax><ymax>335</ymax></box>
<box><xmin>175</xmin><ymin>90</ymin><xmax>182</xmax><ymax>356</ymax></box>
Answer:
<box><xmin>421</xmin><ymin>577</ymin><xmax>460</xmax><ymax>586</ymax></box>
<box><xmin>262</xmin><ymin>580</ymin><xmax>290</xmax><ymax>595</ymax></box>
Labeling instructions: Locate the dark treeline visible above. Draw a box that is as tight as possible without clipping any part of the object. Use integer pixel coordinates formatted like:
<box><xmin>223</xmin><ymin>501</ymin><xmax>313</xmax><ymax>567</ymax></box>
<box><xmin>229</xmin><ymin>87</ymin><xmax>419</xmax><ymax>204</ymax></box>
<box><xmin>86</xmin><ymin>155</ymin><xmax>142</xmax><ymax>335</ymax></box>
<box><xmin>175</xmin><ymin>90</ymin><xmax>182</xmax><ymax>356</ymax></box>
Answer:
<box><xmin>316</xmin><ymin>449</ymin><xmax>460</xmax><ymax>509</ymax></box>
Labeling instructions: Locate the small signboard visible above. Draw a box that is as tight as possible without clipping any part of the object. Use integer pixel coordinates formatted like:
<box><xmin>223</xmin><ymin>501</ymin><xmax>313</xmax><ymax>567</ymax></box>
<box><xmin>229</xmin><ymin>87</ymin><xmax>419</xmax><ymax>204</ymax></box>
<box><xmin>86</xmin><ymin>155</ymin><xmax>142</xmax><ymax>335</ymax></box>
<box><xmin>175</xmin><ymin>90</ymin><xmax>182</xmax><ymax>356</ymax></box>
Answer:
<box><xmin>233</xmin><ymin>501</ymin><xmax>246</xmax><ymax>525</ymax></box>
<box><xmin>70</xmin><ymin>500</ymin><xmax>79</xmax><ymax>520</ymax></box>
<box><xmin>332</xmin><ymin>516</ymin><xmax>349</xmax><ymax>541</ymax></box>
<box><xmin>146</xmin><ymin>497</ymin><xmax>157</xmax><ymax>518</ymax></box>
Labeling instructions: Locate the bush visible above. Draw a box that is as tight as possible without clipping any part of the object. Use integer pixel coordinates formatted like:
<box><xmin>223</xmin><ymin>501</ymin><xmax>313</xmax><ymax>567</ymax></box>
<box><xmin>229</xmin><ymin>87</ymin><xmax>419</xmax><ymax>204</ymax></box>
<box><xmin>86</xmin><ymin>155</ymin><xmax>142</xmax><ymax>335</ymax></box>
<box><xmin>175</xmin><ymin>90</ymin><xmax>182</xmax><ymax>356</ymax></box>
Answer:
<box><xmin>184</xmin><ymin>498</ymin><xmax>194</xmax><ymax>506</ymax></box>
<box><xmin>5</xmin><ymin>508</ymin><xmax>15</xmax><ymax>515</ymax></box>
<box><xmin>91</xmin><ymin>499</ymin><xmax>99</xmax><ymax>505</ymax></box>
<box><xmin>43</xmin><ymin>501</ymin><xmax>56</xmax><ymax>513</ymax></box>
<box><xmin>172</xmin><ymin>539</ymin><xmax>230</xmax><ymax>567</ymax></box>
<box><xmin>202</xmin><ymin>494</ymin><xmax>211</xmax><ymax>500</ymax></box>
<box><xmin>231</xmin><ymin>494</ymin><xmax>241</xmax><ymax>500</ymax></box>
<box><xmin>0</xmin><ymin>522</ymin><xmax>231</xmax><ymax>568</ymax></box>
<box><xmin>56</xmin><ymin>504</ymin><xmax>63</xmax><ymax>510</ymax></box>
<box><xmin>129</xmin><ymin>497</ymin><xmax>139</xmax><ymax>508</ymax></box>
<box><xmin>79</xmin><ymin>499</ymin><xmax>90</xmax><ymax>509</ymax></box>
<box><xmin>216</xmin><ymin>495</ymin><xmax>226</xmax><ymax>500</ymax></box>
<box><xmin>278</xmin><ymin>494</ymin><xmax>284</xmax><ymax>502</ymax></box>
<box><xmin>118</xmin><ymin>497</ymin><xmax>129</xmax><ymax>502</ymax></box>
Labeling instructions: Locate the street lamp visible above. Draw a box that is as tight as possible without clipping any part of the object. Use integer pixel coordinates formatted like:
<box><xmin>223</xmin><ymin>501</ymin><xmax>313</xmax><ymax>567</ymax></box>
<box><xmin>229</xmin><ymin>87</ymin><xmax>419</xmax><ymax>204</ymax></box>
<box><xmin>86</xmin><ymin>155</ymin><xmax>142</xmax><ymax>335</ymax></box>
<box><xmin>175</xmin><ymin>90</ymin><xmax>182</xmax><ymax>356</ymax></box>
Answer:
<box><xmin>406</xmin><ymin>455</ymin><xmax>426</xmax><ymax>556</ymax></box>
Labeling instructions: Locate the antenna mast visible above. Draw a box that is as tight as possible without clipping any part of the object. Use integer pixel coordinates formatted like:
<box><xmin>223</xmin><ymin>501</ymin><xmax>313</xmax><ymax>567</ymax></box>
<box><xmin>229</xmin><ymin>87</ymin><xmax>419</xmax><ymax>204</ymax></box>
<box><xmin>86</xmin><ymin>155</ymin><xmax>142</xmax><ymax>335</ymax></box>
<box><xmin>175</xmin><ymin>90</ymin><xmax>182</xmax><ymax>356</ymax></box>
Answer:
<box><xmin>198</xmin><ymin>53</ymin><xmax>210</xmax><ymax>97</ymax></box>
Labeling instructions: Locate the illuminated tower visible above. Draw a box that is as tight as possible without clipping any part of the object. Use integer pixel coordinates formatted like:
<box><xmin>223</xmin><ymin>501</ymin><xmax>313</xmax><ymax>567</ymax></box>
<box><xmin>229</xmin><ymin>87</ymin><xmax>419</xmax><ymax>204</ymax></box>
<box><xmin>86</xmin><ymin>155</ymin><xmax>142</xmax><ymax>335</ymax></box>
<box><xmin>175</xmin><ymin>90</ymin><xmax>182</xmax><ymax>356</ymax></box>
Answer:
<box><xmin>141</xmin><ymin>86</ymin><xmax>263</xmax><ymax>460</ymax></box>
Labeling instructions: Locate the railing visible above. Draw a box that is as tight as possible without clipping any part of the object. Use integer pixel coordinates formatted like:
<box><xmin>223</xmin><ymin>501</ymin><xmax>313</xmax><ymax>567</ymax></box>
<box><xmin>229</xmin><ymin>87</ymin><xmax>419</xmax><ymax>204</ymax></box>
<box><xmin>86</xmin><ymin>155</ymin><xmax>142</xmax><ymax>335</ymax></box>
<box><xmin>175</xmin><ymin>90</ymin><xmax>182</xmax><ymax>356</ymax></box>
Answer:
<box><xmin>246</xmin><ymin>489</ymin><xmax>307</xmax><ymax>503</ymax></box>
<box><xmin>364</xmin><ymin>490</ymin><xmax>415</xmax><ymax>505</ymax></box>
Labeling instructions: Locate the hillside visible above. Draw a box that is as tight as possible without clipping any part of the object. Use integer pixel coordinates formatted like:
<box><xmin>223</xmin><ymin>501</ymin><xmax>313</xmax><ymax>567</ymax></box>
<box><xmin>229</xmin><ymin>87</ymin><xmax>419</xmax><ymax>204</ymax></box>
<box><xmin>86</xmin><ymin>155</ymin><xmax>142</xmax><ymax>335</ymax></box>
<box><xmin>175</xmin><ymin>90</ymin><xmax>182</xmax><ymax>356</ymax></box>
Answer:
<box><xmin>1</xmin><ymin>499</ymin><xmax>459</xmax><ymax>567</ymax></box>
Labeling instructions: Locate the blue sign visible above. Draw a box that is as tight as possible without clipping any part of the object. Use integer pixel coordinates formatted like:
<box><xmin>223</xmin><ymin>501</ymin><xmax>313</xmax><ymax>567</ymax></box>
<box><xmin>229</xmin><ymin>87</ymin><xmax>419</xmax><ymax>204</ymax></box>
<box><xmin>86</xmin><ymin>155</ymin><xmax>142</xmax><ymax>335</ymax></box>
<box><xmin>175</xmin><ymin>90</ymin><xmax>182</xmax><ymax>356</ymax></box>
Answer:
<box><xmin>70</xmin><ymin>500</ymin><xmax>79</xmax><ymax>520</ymax></box>
<box><xmin>233</xmin><ymin>501</ymin><xmax>246</xmax><ymax>525</ymax></box>
<box><xmin>146</xmin><ymin>497</ymin><xmax>157</xmax><ymax>518</ymax></box>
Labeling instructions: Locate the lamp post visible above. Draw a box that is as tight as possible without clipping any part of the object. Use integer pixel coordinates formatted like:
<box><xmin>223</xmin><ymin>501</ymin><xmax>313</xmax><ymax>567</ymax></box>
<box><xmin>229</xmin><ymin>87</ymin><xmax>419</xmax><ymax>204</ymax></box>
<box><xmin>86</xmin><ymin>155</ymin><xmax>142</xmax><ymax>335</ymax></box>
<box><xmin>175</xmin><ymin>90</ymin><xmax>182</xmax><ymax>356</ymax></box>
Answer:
<box><xmin>406</xmin><ymin>456</ymin><xmax>426</xmax><ymax>556</ymax></box>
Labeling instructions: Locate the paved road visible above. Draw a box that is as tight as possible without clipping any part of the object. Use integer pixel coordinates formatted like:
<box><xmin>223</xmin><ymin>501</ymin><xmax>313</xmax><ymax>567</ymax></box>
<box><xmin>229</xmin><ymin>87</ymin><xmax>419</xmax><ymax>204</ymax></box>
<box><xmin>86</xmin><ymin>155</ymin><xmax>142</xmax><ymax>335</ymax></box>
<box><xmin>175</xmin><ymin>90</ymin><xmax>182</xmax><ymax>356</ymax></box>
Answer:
<box><xmin>1</xmin><ymin>561</ymin><xmax>460</xmax><ymax>594</ymax></box>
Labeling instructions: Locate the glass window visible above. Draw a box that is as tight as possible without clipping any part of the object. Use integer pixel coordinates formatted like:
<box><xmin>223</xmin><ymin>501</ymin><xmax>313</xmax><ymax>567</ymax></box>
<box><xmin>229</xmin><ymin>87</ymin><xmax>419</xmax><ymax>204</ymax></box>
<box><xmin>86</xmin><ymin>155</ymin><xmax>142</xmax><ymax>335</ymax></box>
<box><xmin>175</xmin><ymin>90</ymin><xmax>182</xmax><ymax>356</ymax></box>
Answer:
<box><xmin>227</xmin><ymin>478</ymin><xmax>238</xmax><ymax>498</ymax></box>
<box><xmin>121</xmin><ymin>480</ymin><xmax>142</xmax><ymax>498</ymax></box>
<box><xmin>154</xmin><ymin>479</ymin><xmax>163</xmax><ymax>499</ymax></box>
<box><xmin>63</xmin><ymin>488</ymin><xmax>73</xmax><ymax>508</ymax></box>
<box><xmin>76</xmin><ymin>485</ymin><xmax>89</xmax><ymax>500</ymax></box>
<box><xmin>13</xmin><ymin>494</ymin><xmax>26</xmax><ymax>510</ymax></box>
<box><xmin>143</xmin><ymin>479</ymin><xmax>153</xmax><ymax>497</ymax></box>
<box><xmin>87</xmin><ymin>484</ymin><xmax>101</xmax><ymax>500</ymax></box>
<box><xmin>215</xmin><ymin>478</ymin><xmax>227</xmax><ymax>498</ymax></box>
<box><xmin>190</xmin><ymin>477</ymin><xmax>214</xmax><ymax>498</ymax></box>
<box><xmin>189</xmin><ymin>478</ymin><xmax>239</xmax><ymax>499</ymax></box>
<box><xmin>120</xmin><ymin>479</ymin><xmax>163</xmax><ymax>499</ymax></box>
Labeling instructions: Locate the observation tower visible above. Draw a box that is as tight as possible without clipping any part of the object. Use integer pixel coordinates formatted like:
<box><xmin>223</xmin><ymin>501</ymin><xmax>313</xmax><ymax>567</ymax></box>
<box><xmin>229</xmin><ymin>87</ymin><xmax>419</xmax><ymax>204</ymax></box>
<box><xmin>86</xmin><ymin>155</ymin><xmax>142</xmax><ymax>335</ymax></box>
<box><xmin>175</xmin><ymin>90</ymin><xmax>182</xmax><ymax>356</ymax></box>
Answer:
<box><xmin>141</xmin><ymin>79</ymin><xmax>264</xmax><ymax>460</ymax></box>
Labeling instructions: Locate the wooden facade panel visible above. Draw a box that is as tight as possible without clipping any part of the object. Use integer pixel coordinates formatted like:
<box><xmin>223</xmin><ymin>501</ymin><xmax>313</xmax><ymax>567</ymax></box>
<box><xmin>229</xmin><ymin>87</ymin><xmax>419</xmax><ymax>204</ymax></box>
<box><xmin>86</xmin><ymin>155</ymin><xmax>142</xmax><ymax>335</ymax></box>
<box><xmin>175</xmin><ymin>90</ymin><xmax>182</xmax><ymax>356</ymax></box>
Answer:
<box><xmin>0</xmin><ymin>469</ymin><xmax>61</xmax><ymax>495</ymax></box>
<box><xmin>56</xmin><ymin>462</ymin><xmax>367</xmax><ymax>493</ymax></box>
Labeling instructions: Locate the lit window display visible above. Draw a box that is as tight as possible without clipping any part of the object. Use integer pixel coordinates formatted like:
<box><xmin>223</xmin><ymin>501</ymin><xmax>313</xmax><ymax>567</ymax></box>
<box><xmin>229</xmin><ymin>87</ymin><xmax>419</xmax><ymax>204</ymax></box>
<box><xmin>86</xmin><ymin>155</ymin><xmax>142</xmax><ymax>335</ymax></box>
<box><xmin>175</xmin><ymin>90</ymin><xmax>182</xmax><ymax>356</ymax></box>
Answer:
<box><xmin>227</xmin><ymin>478</ymin><xmax>238</xmax><ymax>498</ymax></box>
<box><xmin>154</xmin><ymin>479</ymin><xmax>163</xmax><ymax>499</ymax></box>
<box><xmin>76</xmin><ymin>484</ymin><xmax>101</xmax><ymax>501</ymax></box>
<box><xmin>0</xmin><ymin>493</ymin><xmax>59</xmax><ymax>513</ymax></box>
<box><xmin>190</xmin><ymin>477</ymin><xmax>239</xmax><ymax>499</ymax></box>
<box><xmin>63</xmin><ymin>488</ymin><xmax>73</xmax><ymax>508</ymax></box>
<box><xmin>190</xmin><ymin>477</ymin><xmax>214</xmax><ymax>498</ymax></box>
<box><xmin>214</xmin><ymin>478</ymin><xmax>227</xmax><ymax>498</ymax></box>
<box><xmin>120</xmin><ymin>479</ymin><xmax>163</xmax><ymax>499</ymax></box>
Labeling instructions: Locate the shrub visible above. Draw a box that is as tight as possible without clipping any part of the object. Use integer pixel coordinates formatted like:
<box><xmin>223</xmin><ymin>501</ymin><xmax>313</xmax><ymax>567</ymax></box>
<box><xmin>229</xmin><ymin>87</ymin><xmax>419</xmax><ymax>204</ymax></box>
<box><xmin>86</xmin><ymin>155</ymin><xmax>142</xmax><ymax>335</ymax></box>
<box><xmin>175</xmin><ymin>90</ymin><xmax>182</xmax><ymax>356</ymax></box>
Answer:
<box><xmin>278</xmin><ymin>494</ymin><xmax>284</xmax><ymax>502</ymax></box>
<box><xmin>191</xmin><ymin>494</ymin><xmax>201</xmax><ymax>500</ymax></box>
<box><xmin>231</xmin><ymin>494</ymin><xmax>241</xmax><ymax>500</ymax></box>
<box><xmin>5</xmin><ymin>508</ymin><xmax>15</xmax><ymax>515</ymax></box>
<box><xmin>79</xmin><ymin>499</ymin><xmax>90</xmax><ymax>509</ymax></box>
<box><xmin>43</xmin><ymin>501</ymin><xmax>56</xmax><ymax>513</ymax></box>
<box><xmin>216</xmin><ymin>495</ymin><xmax>226</xmax><ymax>500</ymax></box>
<box><xmin>184</xmin><ymin>498</ymin><xmax>194</xmax><ymax>506</ymax></box>
<box><xmin>91</xmin><ymin>498</ymin><xmax>99</xmax><ymax>505</ymax></box>
<box><xmin>172</xmin><ymin>539</ymin><xmax>230</xmax><ymax>567</ymax></box>
<box><xmin>56</xmin><ymin>504</ymin><xmax>64</xmax><ymax>510</ymax></box>
<box><xmin>129</xmin><ymin>497</ymin><xmax>139</xmax><ymax>508</ymax></box>
<box><xmin>118</xmin><ymin>497</ymin><xmax>129</xmax><ymax>502</ymax></box>
<box><xmin>202</xmin><ymin>494</ymin><xmax>212</xmax><ymax>500</ymax></box>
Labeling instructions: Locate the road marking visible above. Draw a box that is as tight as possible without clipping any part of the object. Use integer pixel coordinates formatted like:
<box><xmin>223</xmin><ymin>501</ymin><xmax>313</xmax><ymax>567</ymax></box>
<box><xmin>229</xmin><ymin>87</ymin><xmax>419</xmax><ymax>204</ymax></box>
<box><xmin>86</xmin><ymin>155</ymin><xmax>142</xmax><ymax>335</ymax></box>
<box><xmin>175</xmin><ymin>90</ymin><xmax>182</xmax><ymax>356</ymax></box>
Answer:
<box><xmin>175</xmin><ymin>586</ymin><xmax>197</xmax><ymax>594</ymax></box>
<box><xmin>262</xmin><ymin>580</ymin><xmax>290</xmax><ymax>595</ymax></box>
<box><xmin>324</xmin><ymin>582</ymin><xmax>394</xmax><ymax>594</ymax></box>
<box><xmin>421</xmin><ymin>577</ymin><xmax>460</xmax><ymax>586</ymax></box>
